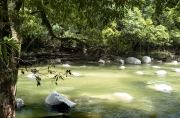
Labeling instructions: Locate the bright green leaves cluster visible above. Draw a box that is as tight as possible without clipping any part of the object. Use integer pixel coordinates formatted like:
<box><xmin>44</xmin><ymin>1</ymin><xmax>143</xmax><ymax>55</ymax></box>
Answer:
<box><xmin>0</xmin><ymin>37</ymin><xmax>20</xmax><ymax>64</ymax></box>
<box><xmin>121</xmin><ymin>7</ymin><xmax>170</xmax><ymax>46</ymax></box>
<box><xmin>102</xmin><ymin>21</ymin><xmax>131</xmax><ymax>53</ymax></box>
<box><xmin>20</xmin><ymin>10</ymin><xmax>45</xmax><ymax>38</ymax></box>
<box><xmin>164</xmin><ymin>3</ymin><xmax>180</xmax><ymax>44</ymax></box>
<box><xmin>169</xmin><ymin>29</ymin><xmax>180</xmax><ymax>43</ymax></box>
<box><xmin>121</xmin><ymin>8</ymin><xmax>144</xmax><ymax>40</ymax></box>
<box><xmin>154</xmin><ymin>25</ymin><xmax>169</xmax><ymax>43</ymax></box>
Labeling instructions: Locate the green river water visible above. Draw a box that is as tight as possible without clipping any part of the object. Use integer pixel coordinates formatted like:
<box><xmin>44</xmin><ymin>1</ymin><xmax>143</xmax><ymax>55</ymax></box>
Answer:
<box><xmin>16</xmin><ymin>62</ymin><xmax>180</xmax><ymax>118</ymax></box>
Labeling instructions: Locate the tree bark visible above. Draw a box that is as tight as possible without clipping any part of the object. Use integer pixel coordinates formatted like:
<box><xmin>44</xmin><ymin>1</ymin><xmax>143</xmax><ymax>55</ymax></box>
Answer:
<box><xmin>0</xmin><ymin>0</ymin><xmax>21</xmax><ymax>117</ymax></box>
<box><xmin>0</xmin><ymin>71</ymin><xmax>17</xmax><ymax>118</ymax></box>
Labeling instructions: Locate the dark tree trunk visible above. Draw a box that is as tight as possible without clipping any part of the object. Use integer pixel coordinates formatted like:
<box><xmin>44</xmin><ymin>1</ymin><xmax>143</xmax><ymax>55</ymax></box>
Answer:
<box><xmin>145</xmin><ymin>42</ymin><xmax>149</xmax><ymax>55</ymax></box>
<box><xmin>133</xmin><ymin>42</ymin><xmax>139</xmax><ymax>55</ymax></box>
<box><xmin>0</xmin><ymin>71</ymin><xmax>17</xmax><ymax>118</ymax></box>
<box><xmin>0</xmin><ymin>0</ymin><xmax>10</xmax><ymax>38</ymax></box>
<box><xmin>0</xmin><ymin>0</ymin><xmax>20</xmax><ymax>117</ymax></box>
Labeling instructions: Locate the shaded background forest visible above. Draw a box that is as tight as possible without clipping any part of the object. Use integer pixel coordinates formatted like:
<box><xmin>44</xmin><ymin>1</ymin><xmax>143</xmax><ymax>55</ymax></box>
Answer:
<box><xmin>20</xmin><ymin>0</ymin><xmax>180</xmax><ymax>62</ymax></box>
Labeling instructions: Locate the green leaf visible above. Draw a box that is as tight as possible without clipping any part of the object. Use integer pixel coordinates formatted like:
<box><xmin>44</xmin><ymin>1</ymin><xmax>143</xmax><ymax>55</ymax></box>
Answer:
<box><xmin>5</xmin><ymin>41</ymin><xmax>20</xmax><ymax>53</ymax></box>
<box><xmin>2</xmin><ymin>43</ymin><xmax>8</xmax><ymax>62</ymax></box>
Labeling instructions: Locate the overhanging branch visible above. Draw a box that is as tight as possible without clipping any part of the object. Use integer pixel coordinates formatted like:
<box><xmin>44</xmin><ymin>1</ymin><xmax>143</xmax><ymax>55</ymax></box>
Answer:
<box><xmin>38</xmin><ymin>10</ymin><xmax>89</xmax><ymax>47</ymax></box>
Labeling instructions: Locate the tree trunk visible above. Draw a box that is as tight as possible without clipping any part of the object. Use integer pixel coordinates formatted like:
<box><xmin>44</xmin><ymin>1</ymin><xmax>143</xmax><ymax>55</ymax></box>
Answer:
<box><xmin>0</xmin><ymin>54</ymin><xmax>18</xmax><ymax>118</ymax></box>
<box><xmin>0</xmin><ymin>0</ymin><xmax>21</xmax><ymax>117</ymax></box>
<box><xmin>0</xmin><ymin>73</ymin><xmax>17</xmax><ymax>118</ymax></box>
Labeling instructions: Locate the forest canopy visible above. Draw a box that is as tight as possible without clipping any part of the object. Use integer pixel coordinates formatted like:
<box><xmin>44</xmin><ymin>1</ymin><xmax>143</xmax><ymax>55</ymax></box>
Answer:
<box><xmin>16</xmin><ymin>0</ymin><xmax>180</xmax><ymax>57</ymax></box>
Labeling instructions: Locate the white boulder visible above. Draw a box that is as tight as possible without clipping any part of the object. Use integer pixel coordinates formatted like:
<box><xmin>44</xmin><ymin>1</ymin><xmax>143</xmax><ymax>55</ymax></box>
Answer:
<box><xmin>125</xmin><ymin>57</ymin><xmax>141</xmax><ymax>65</ymax></box>
<box><xmin>45</xmin><ymin>91</ymin><xmax>76</xmax><ymax>107</ymax></box>
<box><xmin>119</xmin><ymin>66</ymin><xmax>125</xmax><ymax>69</ymax></box>
<box><xmin>16</xmin><ymin>98</ymin><xmax>24</xmax><ymax>108</ymax></box>
<box><xmin>142</xmin><ymin>56</ymin><xmax>151</xmax><ymax>64</ymax></box>
<box><xmin>171</xmin><ymin>60</ymin><xmax>178</xmax><ymax>65</ymax></box>
<box><xmin>54</xmin><ymin>58</ymin><xmax>61</xmax><ymax>64</ymax></box>
<box><xmin>98</xmin><ymin>59</ymin><xmax>105</xmax><ymax>64</ymax></box>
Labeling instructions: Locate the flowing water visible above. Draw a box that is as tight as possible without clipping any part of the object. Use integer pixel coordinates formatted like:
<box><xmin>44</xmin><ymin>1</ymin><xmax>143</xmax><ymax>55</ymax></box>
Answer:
<box><xmin>16</xmin><ymin>62</ymin><xmax>180</xmax><ymax>118</ymax></box>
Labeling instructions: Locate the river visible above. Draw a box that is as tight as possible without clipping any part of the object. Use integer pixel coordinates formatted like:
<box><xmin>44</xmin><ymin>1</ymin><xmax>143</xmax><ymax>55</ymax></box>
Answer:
<box><xmin>16</xmin><ymin>62</ymin><xmax>180</xmax><ymax>118</ymax></box>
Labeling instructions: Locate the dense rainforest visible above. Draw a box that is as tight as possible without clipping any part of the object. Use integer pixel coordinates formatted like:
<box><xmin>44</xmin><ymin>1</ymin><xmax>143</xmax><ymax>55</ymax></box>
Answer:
<box><xmin>20</xmin><ymin>0</ymin><xmax>180</xmax><ymax>60</ymax></box>
<box><xmin>0</xmin><ymin>0</ymin><xmax>180</xmax><ymax>117</ymax></box>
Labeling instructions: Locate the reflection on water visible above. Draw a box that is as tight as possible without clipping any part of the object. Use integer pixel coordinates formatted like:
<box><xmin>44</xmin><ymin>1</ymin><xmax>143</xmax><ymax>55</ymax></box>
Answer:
<box><xmin>16</xmin><ymin>63</ymin><xmax>180</xmax><ymax>118</ymax></box>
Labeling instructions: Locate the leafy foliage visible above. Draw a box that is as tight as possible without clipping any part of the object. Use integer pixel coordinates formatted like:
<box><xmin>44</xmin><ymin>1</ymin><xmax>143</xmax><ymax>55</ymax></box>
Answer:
<box><xmin>0</xmin><ymin>36</ymin><xmax>20</xmax><ymax>66</ymax></box>
<box><xmin>102</xmin><ymin>21</ymin><xmax>130</xmax><ymax>54</ymax></box>
<box><xmin>119</xmin><ymin>7</ymin><xmax>171</xmax><ymax>54</ymax></box>
<box><xmin>18</xmin><ymin>0</ymin><xmax>144</xmax><ymax>51</ymax></box>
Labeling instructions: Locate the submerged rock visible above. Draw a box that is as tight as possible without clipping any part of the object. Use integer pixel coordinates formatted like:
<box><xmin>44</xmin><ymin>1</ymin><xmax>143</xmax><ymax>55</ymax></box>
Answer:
<box><xmin>147</xmin><ymin>84</ymin><xmax>173</xmax><ymax>93</ymax></box>
<box><xmin>112</xmin><ymin>92</ymin><xmax>133</xmax><ymax>101</ymax></box>
<box><xmin>155</xmin><ymin>70</ymin><xmax>167</xmax><ymax>75</ymax></box>
<box><xmin>135</xmin><ymin>71</ymin><xmax>144</xmax><ymax>75</ymax></box>
<box><xmin>90</xmin><ymin>93</ymin><xmax>133</xmax><ymax>102</ymax></box>
<box><xmin>172</xmin><ymin>68</ymin><xmax>180</xmax><ymax>73</ymax></box>
<box><xmin>155</xmin><ymin>84</ymin><xmax>173</xmax><ymax>93</ymax></box>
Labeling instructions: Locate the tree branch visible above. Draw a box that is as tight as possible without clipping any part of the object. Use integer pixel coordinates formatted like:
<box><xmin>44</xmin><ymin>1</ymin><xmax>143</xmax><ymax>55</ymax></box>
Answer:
<box><xmin>38</xmin><ymin>10</ymin><xmax>89</xmax><ymax>47</ymax></box>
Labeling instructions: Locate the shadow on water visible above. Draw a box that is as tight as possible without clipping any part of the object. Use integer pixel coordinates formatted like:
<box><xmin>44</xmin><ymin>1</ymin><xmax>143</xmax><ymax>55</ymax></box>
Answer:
<box><xmin>16</xmin><ymin>93</ymin><xmax>180</xmax><ymax>118</ymax></box>
<box><xmin>16</xmin><ymin>103</ymin><xmax>72</xmax><ymax>118</ymax></box>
